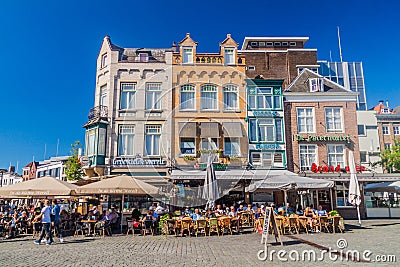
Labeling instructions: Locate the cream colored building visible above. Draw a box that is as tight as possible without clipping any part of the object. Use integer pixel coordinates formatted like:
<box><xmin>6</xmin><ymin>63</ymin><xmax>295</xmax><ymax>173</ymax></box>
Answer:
<box><xmin>83</xmin><ymin>36</ymin><xmax>173</xmax><ymax>184</ymax></box>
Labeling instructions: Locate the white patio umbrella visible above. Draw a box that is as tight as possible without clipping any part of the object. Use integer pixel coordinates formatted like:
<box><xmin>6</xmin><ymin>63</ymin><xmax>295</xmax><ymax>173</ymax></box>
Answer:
<box><xmin>202</xmin><ymin>154</ymin><xmax>219</xmax><ymax>210</ymax></box>
<box><xmin>348</xmin><ymin>151</ymin><xmax>362</xmax><ymax>228</ymax></box>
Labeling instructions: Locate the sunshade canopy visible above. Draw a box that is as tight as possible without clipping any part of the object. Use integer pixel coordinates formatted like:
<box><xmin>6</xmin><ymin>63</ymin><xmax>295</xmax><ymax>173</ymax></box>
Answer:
<box><xmin>365</xmin><ymin>181</ymin><xmax>400</xmax><ymax>193</ymax></box>
<box><xmin>76</xmin><ymin>175</ymin><xmax>160</xmax><ymax>195</ymax></box>
<box><xmin>246</xmin><ymin>170</ymin><xmax>334</xmax><ymax>192</ymax></box>
<box><xmin>0</xmin><ymin>176</ymin><xmax>78</xmax><ymax>197</ymax></box>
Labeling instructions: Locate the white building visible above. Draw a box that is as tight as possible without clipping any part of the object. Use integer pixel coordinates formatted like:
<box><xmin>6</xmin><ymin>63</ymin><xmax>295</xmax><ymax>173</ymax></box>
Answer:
<box><xmin>357</xmin><ymin>110</ymin><xmax>383</xmax><ymax>173</ymax></box>
<box><xmin>36</xmin><ymin>156</ymin><xmax>70</xmax><ymax>181</ymax></box>
<box><xmin>0</xmin><ymin>171</ymin><xmax>23</xmax><ymax>187</ymax></box>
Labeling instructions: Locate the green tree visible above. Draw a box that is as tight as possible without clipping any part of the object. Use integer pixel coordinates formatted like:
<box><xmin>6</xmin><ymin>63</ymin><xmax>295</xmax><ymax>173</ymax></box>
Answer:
<box><xmin>376</xmin><ymin>139</ymin><xmax>400</xmax><ymax>173</ymax></box>
<box><xmin>65</xmin><ymin>141</ymin><xmax>84</xmax><ymax>181</ymax></box>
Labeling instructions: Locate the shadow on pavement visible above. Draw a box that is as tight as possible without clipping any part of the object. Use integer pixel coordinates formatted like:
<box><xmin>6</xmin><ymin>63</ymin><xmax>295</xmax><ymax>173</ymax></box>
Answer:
<box><xmin>369</xmin><ymin>222</ymin><xmax>400</xmax><ymax>227</ymax></box>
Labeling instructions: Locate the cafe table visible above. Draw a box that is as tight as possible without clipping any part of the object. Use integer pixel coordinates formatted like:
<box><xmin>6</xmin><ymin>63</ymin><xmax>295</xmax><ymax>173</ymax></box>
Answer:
<box><xmin>80</xmin><ymin>219</ymin><xmax>97</xmax><ymax>236</ymax></box>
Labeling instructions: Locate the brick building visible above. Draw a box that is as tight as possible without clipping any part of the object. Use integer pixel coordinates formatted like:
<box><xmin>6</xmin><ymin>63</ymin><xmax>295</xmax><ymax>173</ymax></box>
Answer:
<box><xmin>284</xmin><ymin>69</ymin><xmax>362</xmax><ymax>217</ymax></box>
<box><xmin>22</xmin><ymin>161</ymin><xmax>38</xmax><ymax>181</ymax></box>
<box><xmin>240</xmin><ymin>37</ymin><xmax>317</xmax><ymax>88</ymax></box>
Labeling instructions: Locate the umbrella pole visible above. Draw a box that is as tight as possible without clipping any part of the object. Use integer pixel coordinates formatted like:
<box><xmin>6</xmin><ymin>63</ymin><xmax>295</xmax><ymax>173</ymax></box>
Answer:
<box><xmin>121</xmin><ymin>194</ymin><xmax>124</xmax><ymax>234</ymax></box>
<box><xmin>356</xmin><ymin>205</ymin><xmax>362</xmax><ymax>228</ymax></box>
<box><xmin>283</xmin><ymin>190</ymin><xmax>287</xmax><ymax>206</ymax></box>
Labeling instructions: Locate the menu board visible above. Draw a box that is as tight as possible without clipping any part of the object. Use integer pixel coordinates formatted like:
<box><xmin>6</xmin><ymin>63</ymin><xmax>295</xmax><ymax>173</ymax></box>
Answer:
<box><xmin>261</xmin><ymin>207</ymin><xmax>282</xmax><ymax>246</ymax></box>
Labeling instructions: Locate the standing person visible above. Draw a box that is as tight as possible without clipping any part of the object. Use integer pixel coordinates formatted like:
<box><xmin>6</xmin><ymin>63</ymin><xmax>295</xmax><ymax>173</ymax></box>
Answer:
<box><xmin>52</xmin><ymin>199</ymin><xmax>63</xmax><ymax>243</ymax></box>
<box><xmin>34</xmin><ymin>200</ymin><xmax>54</xmax><ymax>245</ymax></box>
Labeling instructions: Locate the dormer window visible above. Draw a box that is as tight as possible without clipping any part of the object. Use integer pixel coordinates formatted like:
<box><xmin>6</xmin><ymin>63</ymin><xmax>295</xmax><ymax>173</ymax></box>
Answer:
<box><xmin>139</xmin><ymin>53</ymin><xmax>148</xmax><ymax>62</ymax></box>
<box><xmin>381</xmin><ymin>108</ymin><xmax>390</xmax><ymax>114</ymax></box>
<box><xmin>224</xmin><ymin>48</ymin><xmax>235</xmax><ymax>65</ymax></box>
<box><xmin>101</xmin><ymin>53</ymin><xmax>108</xmax><ymax>68</ymax></box>
<box><xmin>182</xmin><ymin>47</ymin><xmax>193</xmax><ymax>64</ymax></box>
<box><xmin>309</xmin><ymin>78</ymin><xmax>324</xmax><ymax>92</ymax></box>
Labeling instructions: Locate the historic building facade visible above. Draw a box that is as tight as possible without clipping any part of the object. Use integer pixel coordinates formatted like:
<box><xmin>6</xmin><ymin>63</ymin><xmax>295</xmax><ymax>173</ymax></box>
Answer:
<box><xmin>83</xmin><ymin>36</ymin><xmax>173</xmax><ymax>184</ymax></box>
<box><xmin>171</xmin><ymin>34</ymin><xmax>248</xmax><ymax>170</ymax></box>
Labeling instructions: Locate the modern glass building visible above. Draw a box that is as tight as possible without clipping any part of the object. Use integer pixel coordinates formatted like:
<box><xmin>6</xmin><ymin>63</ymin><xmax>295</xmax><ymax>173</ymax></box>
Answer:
<box><xmin>316</xmin><ymin>61</ymin><xmax>367</xmax><ymax>110</ymax></box>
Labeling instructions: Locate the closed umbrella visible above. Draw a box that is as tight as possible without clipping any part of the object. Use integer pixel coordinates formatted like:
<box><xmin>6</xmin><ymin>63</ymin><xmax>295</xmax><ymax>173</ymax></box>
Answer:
<box><xmin>348</xmin><ymin>151</ymin><xmax>362</xmax><ymax>228</ymax></box>
<box><xmin>202</xmin><ymin>154</ymin><xmax>219</xmax><ymax>210</ymax></box>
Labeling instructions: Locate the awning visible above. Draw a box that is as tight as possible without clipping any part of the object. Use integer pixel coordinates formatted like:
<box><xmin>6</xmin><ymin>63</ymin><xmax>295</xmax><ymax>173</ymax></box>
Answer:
<box><xmin>223</xmin><ymin>122</ymin><xmax>243</xmax><ymax>137</ymax></box>
<box><xmin>171</xmin><ymin>169</ymin><xmax>289</xmax><ymax>180</ymax></box>
<box><xmin>179</xmin><ymin>122</ymin><xmax>197</xmax><ymax>137</ymax></box>
<box><xmin>200</xmin><ymin>122</ymin><xmax>220</xmax><ymax>138</ymax></box>
<box><xmin>365</xmin><ymin>181</ymin><xmax>400</xmax><ymax>193</ymax></box>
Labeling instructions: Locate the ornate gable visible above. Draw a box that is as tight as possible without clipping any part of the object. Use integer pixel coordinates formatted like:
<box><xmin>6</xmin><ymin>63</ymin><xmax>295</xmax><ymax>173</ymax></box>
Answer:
<box><xmin>220</xmin><ymin>34</ymin><xmax>239</xmax><ymax>47</ymax></box>
<box><xmin>178</xmin><ymin>33</ymin><xmax>198</xmax><ymax>46</ymax></box>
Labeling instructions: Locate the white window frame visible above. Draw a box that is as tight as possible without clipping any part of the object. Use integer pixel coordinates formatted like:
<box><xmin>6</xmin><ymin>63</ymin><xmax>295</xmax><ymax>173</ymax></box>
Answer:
<box><xmin>224</xmin><ymin>137</ymin><xmax>240</xmax><ymax>156</ymax></box>
<box><xmin>327</xmin><ymin>144</ymin><xmax>345</xmax><ymax>167</ymax></box>
<box><xmin>248</xmin><ymin>66</ymin><xmax>255</xmax><ymax>71</ymax></box>
<box><xmin>120</xmin><ymin>83</ymin><xmax>136</xmax><ymax>110</ymax></box>
<box><xmin>336</xmin><ymin>182</ymin><xmax>352</xmax><ymax>207</ymax></box>
<box><xmin>358</xmin><ymin>124</ymin><xmax>366</xmax><ymax>136</ymax></box>
<box><xmin>251</xmin><ymin>152</ymin><xmax>273</xmax><ymax>168</ymax></box>
<box><xmin>139</xmin><ymin>53</ymin><xmax>148</xmax><ymax>62</ymax></box>
<box><xmin>145</xmin><ymin>125</ymin><xmax>161</xmax><ymax>156</ymax></box>
<box><xmin>223</xmin><ymin>84</ymin><xmax>239</xmax><ymax>110</ymax></box>
<box><xmin>86</xmin><ymin>129</ymin><xmax>96</xmax><ymax>156</ymax></box>
<box><xmin>325</xmin><ymin>107</ymin><xmax>344</xmax><ymax>133</ymax></box>
<box><xmin>200</xmin><ymin>84</ymin><xmax>218</xmax><ymax>110</ymax></box>
<box><xmin>200</xmin><ymin>138</ymin><xmax>218</xmax><ymax>150</ymax></box>
<box><xmin>224</xmin><ymin>47</ymin><xmax>235</xmax><ymax>65</ymax></box>
<box><xmin>118</xmin><ymin>125</ymin><xmax>135</xmax><ymax>156</ymax></box>
<box><xmin>382</xmin><ymin>125</ymin><xmax>390</xmax><ymax>135</ymax></box>
<box><xmin>182</xmin><ymin>47</ymin><xmax>193</xmax><ymax>64</ymax></box>
<box><xmin>101</xmin><ymin>53</ymin><xmax>108</xmax><ymax>68</ymax></box>
<box><xmin>384</xmin><ymin>143</ymin><xmax>392</xmax><ymax>150</ymax></box>
<box><xmin>299</xmin><ymin>144</ymin><xmax>317</xmax><ymax>171</ymax></box>
<box><xmin>290</xmin><ymin>42</ymin><xmax>297</xmax><ymax>46</ymax></box>
<box><xmin>100</xmin><ymin>84</ymin><xmax>107</xmax><ymax>107</ymax></box>
<box><xmin>180</xmin><ymin>137</ymin><xmax>196</xmax><ymax>156</ymax></box>
<box><xmin>296</xmin><ymin>107</ymin><xmax>315</xmax><ymax>133</ymax></box>
<box><xmin>180</xmin><ymin>84</ymin><xmax>196</xmax><ymax>110</ymax></box>
<box><xmin>309</xmin><ymin>78</ymin><xmax>323</xmax><ymax>92</ymax></box>
<box><xmin>145</xmin><ymin>83</ymin><xmax>162</xmax><ymax>110</ymax></box>
<box><xmin>394</xmin><ymin>125</ymin><xmax>400</xmax><ymax>135</ymax></box>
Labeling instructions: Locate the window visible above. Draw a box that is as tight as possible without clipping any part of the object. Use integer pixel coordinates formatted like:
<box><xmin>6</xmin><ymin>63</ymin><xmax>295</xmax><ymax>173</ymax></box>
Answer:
<box><xmin>258</xmin><ymin>42</ymin><xmax>265</xmax><ymax>47</ymax></box>
<box><xmin>360</xmin><ymin>151</ymin><xmax>367</xmax><ymax>163</ymax></box>
<box><xmin>201</xmin><ymin>84</ymin><xmax>218</xmax><ymax>110</ymax></box>
<box><xmin>248</xmin><ymin>66</ymin><xmax>255</xmax><ymax>71</ymax></box>
<box><xmin>120</xmin><ymin>83</ymin><xmax>136</xmax><ymax>110</ymax></box>
<box><xmin>118</xmin><ymin>125</ymin><xmax>135</xmax><ymax>156</ymax></box>
<box><xmin>266</xmin><ymin>42</ymin><xmax>273</xmax><ymax>47</ymax></box>
<box><xmin>182</xmin><ymin>47</ymin><xmax>193</xmax><ymax>64</ymax></box>
<box><xmin>87</xmin><ymin>129</ymin><xmax>96</xmax><ymax>156</ymax></box>
<box><xmin>384</xmin><ymin>143</ymin><xmax>391</xmax><ymax>150</ymax></box>
<box><xmin>381</xmin><ymin>108</ymin><xmax>390</xmax><ymax>114</ymax></box>
<box><xmin>139</xmin><ymin>53</ymin><xmax>148</xmax><ymax>62</ymax></box>
<box><xmin>282</xmin><ymin>42</ymin><xmax>288</xmax><ymax>46</ymax></box>
<box><xmin>325</xmin><ymin>108</ymin><xmax>343</xmax><ymax>132</ymax></box>
<box><xmin>98</xmin><ymin>128</ymin><xmax>106</xmax><ymax>155</ymax></box>
<box><xmin>251</xmin><ymin>42</ymin><xmax>258</xmax><ymax>47</ymax></box>
<box><xmin>327</xmin><ymin>145</ymin><xmax>345</xmax><ymax>167</ymax></box>
<box><xmin>394</xmin><ymin>125</ymin><xmax>400</xmax><ymax>135</ymax></box>
<box><xmin>358</xmin><ymin>125</ymin><xmax>366</xmax><ymax>135</ymax></box>
<box><xmin>249</xmin><ymin>118</ymin><xmax>283</xmax><ymax>142</ymax></box>
<box><xmin>249</xmin><ymin>87</ymin><xmax>272</xmax><ymax>109</ymax></box>
<box><xmin>224</xmin><ymin>48</ymin><xmax>235</xmax><ymax>65</ymax></box>
<box><xmin>223</xmin><ymin>85</ymin><xmax>238</xmax><ymax>110</ymax></box>
<box><xmin>251</xmin><ymin>152</ymin><xmax>272</xmax><ymax>167</ymax></box>
<box><xmin>309</xmin><ymin>78</ymin><xmax>323</xmax><ymax>92</ymax></box>
<box><xmin>145</xmin><ymin>125</ymin><xmax>161</xmax><ymax>156</ymax></box>
<box><xmin>100</xmin><ymin>85</ymin><xmax>107</xmax><ymax>107</ymax></box>
<box><xmin>101</xmin><ymin>53</ymin><xmax>108</xmax><ymax>68</ymax></box>
<box><xmin>290</xmin><ymin>42</ymin><xmax>297</xmax><ymax>46</ymax></box>
<box><xmin>274</xmin><ymin>42</ymin><xmax>281</xmax><ymax>46</ymax></box>
<box><xmin>336</xmin><ymin>182</ymin><xmax>352</xmax><ymax>207</ymax></box>
<box><xmin>224</xmin><ymin>137</ymin><xmax>240</xmax><ymax>156</ymax></box>
<box><xmin>297</xmin><ymin>108</ymin><xmax>315</xmax><ymax>133</ymax></box>
<box><xmin>382</xmin><ymin>125</ymin><xmax>389</xmax><ymax>135</ymax></box>
<box><xmin>180</xmin><ymin>84</ymin><xmax>195</xmax><ymax>110</ymax></box>
<box><xmin>201</xmin><ymin>138</ymin><xmax>218</xmax><ymax>150</ymax></box>
<box><xmin>145</xmin><ymin>83</ymin><xmax>162</xmax><ymax>110</ymax></box>
<box><xmin>299</xmin><ymin>145</ymin><xmax>317</xmax><ymax>170</ymax></box>
<box><xmin>180</xmin><ymin>138</ymin><xmax>195</xmax><ymax>155</ymax></box>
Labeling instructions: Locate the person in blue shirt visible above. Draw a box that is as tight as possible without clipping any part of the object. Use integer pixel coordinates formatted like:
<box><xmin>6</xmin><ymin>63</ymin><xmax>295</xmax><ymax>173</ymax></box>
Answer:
<box><xmin>52</xmin><ymin>199</ymin><xmax>63</xmax><ymax>243</ymax></box>
<box><xmin>34</xmin><ymin>200</ymin><xmax>54</xmax><ymax>245</ymax></box>
<box><xmin>315</xmin><ymin>205</ymin><xmax>327</xmax><ymax>216</ymax></box>
<box><xmin>190</xmin><ymin>209</ymin><xmax>202</xmax><ymax>221</ymax></box>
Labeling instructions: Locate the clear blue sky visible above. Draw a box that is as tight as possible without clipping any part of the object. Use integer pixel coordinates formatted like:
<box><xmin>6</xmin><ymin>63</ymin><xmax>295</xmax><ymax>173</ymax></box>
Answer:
<box><xmin>0</xmin><ymin>0</ymin><xmax>399</xmax><ymax>171</ymax></box>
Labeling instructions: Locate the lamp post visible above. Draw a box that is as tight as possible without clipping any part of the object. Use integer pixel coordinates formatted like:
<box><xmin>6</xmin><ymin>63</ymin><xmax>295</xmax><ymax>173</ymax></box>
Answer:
<box><xmin>0</xmin><ymin>168</ymin><xmax>7</xmax><ymax>187</ymax></box>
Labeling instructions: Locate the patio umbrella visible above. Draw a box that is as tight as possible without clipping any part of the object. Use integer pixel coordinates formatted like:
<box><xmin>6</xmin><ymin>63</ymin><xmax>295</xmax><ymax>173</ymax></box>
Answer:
<box><xmin>202</xmin><ymin>154</ymin><xmax>219</xmax><ymax>210</ymax></box>
<box><xmin>0</xmin><ymin>176</ymin><xmax>78</xmax><ymax>198</ymax></box>
<box><xmin>76</xmin><ymin>175</ymin><xmax>160</xmax><ymax>233</ymax></box>
<box><xmin>365</xmin><ymin>181</ymin><xmax>400</xmax><ymax>193</ymax></box>
<box><xmin>348</xmin><ymin>151</ymin><xmax>362</xmax><ymax>228</ymax></box>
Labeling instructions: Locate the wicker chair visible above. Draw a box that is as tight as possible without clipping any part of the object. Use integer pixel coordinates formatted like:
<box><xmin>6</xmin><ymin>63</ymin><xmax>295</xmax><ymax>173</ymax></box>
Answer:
<box><xmin>193</xmin><ymin>219</ymin><xmax>207</xmax><ymax>237</ymax></box>
<box><xmin>288</xmin><ymin>216</ymin><xmax>299</xmax><ymax>234</ymax></box>
<box><xmin>126</xmin><ymin>219</ymin><xmax>135</xmax><ymax>237</ymax></box>
<box><xmin>329</xmin><ymin>216</ymin><xmax>344</xmax><ymax>233</ymax></box>
<box><xmin>317</xmin><ymin>216</ymin><xmax>330</xmax><ymax>233</ymax></box>
<box><xmin>180</xmin><ymin>218</ymin><xmax>193</xmax><ymax>237</ymax></box>
<box><xmin>297</xmin><ymin>217</ymin><xmax>309</xmax><ymax>234</ymax></box>
<box><xmin>95</xmin><ymin>220</ymin><xmax>112</xmax><ymax>237</ymax></box>
<box><xmin>219</xmin><ymin>217</ymin><xmax>232</xmax><ymax>235</ymax></box>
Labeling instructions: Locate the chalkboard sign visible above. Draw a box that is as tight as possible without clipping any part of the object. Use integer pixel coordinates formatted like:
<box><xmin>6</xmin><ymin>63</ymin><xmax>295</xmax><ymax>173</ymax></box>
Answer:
<box><xmin>261</xmin><ymin>207</ymin><xmax>282</xmax><ymax>246</ymax></box>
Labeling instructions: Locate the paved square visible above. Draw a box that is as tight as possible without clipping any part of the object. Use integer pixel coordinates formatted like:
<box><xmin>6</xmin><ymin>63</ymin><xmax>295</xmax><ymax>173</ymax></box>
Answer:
<box><xmin>0</xmin><ymin>219</ymin><xmax>398</xmax><ymax>266</ymax></box>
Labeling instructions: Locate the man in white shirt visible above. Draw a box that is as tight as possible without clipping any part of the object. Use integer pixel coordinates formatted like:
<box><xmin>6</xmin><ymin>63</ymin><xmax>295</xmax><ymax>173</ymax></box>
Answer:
<box><xmin>34</xmin><ymin>200</ymin><xmax>54</xmax><ymax>245</ymax></box>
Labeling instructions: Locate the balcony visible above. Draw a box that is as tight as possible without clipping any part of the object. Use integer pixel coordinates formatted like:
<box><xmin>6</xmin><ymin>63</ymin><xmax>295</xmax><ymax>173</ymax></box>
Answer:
<box><xmin>88</xmin><ymin>106</ymin><xmax>108</xmax><ymax>120</ymax></box>
<box><xmin>173</xmin><ymin>54</ymin><xmax>246</xmax><ymax>65</ymax></box>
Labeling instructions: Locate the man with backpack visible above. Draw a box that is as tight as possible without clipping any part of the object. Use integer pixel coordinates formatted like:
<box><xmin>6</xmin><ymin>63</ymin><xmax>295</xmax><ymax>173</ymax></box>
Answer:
<box><xmin>34</xmin><ymin>200</ymin><xmax>54</xmax><ymax>245</ymax></box>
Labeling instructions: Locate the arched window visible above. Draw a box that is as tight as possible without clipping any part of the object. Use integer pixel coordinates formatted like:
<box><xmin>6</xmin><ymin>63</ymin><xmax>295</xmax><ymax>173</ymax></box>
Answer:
<box><xmin>200</xmin><ymin>84</ymin><xmax>218</xmax><ymax>110</ymax></box>
<box><xmin>180</xmin><ymin>84</ymin><xmax>195</xmax><ymax>110</ymax></box>
<box><xmin>223</xmin><ymin>84</ymin><xmax>238</xmax><ymax>110</ymax></box>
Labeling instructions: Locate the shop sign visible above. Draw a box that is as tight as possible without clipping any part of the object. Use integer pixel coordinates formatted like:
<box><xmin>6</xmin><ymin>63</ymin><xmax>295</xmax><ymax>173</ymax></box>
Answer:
<box><xmin>112</xmin><ymin>157</ymin><xmax>166</xmax><ymax>167</ymax></box>
<box><xmin>252</xmin><ymin>111</ymin><xmax>280</xmax><ymax>117</ymax></box>
<box><xmin>255</xmin><ymin>144</ymin><xmax>282</xmax><ymax>150</ymax></box>
<box><xmin>296</xmin><ymin>134</ymin><xmax>351</xmax><ymax>143</ymax></box>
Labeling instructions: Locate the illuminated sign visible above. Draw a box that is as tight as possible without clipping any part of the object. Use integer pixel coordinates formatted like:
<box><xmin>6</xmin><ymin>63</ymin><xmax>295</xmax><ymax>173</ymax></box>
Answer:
<box><xmin>296</xmin><ymin>134</ymin><xmax>351</xmax><ymax>143</ymax></box>
<box><xmin>113</xmin><ymin>157</ymin><xmax>166</xmax><ymax>167</ymax></box>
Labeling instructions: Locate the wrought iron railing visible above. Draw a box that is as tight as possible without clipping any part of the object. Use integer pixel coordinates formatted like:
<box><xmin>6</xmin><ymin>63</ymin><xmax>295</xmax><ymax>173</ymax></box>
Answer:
<box><xmin>88</xmin><ymin>105</ymin><xmax>108</xmax><ymax>120</ymax></box>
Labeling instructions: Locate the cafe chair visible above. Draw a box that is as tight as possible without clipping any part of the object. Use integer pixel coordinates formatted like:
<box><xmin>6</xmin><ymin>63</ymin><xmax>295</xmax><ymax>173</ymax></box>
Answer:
<box><xmin>142</xmin><ymin>220</ymin><xmax>155</xmax><ymax>236</ymax></box>
<box><xmin>316</xmin><ymin>216</ymin><xmax>330</xmax><ymax>233</ymax></box>
<box><xmin>193</xmin><ymin>219</ymin><xmax>207</xmax><ymax>237</ymax></box>
<box><xmin>95</xmin><ymin>220</ymin><xmax>111</xmax><ymax>237</ymax></box>
<box><xmin>208</xmin><ymin>218</ymin><xmax>219</xmax><ymax>236</ymax></box>
<box><xmin>329</xmin><ymin>216</ymin><xmax>344</xmax><ymax>234</ymax></box>
<box><xmin>126</xmin><ymin>219</ymin><xmax>135</xmax><ymax>237</ymax></box>
<box><xmin>180</xmin><ymin>217</ymin><xmax>193</xmax><ymax>237</ymax></box>
<box><xmin>219</xmin><ymin>217</ymin><xmax>232</xmax><ymax>236</ymax></box>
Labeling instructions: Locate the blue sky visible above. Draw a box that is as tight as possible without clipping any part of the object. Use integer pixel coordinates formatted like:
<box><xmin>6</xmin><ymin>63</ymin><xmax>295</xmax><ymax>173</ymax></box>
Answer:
<box><xmin>0</xmin><ymin>0</ymin><xmax>399</xmax><ymax>171</ymax></box>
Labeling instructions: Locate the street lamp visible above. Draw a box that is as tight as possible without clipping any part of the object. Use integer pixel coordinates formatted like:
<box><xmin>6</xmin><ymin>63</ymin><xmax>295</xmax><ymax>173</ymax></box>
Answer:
<box><xmin>0</xmin><ymin>168</ymin><xmax>7</xmax><ymax>187</ymax></box>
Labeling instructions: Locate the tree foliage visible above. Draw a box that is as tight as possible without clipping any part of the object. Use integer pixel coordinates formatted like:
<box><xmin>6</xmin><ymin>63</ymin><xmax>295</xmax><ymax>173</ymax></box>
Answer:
<box><xmin>376</xmin><ymin>139</ymin><xmax>400</xmax><ymax>173</ymax></box>
<box><xmin>65</xmin><ymin>141</ymin><xmax>84</xmax><ymax>181</ymax></box>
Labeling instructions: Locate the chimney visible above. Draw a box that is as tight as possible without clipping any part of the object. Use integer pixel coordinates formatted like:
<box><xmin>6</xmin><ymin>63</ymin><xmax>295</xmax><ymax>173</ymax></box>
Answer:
<box><xmin>386</xmin><ymin>100</ymin><xmax>389</xmax><ymax>109</ymax></box>
<box><xmin>171</xmin><ymin>41</ymin><xmax>177</xmax><ymax>52</ymax></box>
<box><xmin>379</xmin><ymin>100</ymin><xmax>384</xmax><ymax>105</ymax></box>
<box><xmin>9</xmin><ymin>166</ymin><xmax>15</xmax><ymax>173</ymax></box>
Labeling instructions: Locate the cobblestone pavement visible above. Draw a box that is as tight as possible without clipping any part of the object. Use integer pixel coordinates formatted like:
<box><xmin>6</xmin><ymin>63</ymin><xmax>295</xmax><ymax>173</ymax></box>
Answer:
<box><xmin>0</xmin><ymin>219</ymin><xmax>398</xmax><ymax>267</ymax></box>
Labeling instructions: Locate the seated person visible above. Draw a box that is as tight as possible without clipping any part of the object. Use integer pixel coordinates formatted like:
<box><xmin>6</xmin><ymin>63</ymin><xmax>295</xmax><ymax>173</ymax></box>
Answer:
<box><xmin>214</xmin><ymin>204</ymin><xmax>224</xmax><ymax>215</ymax></box>
<box><xmin>315</xmin><ymin>205</ymin><xmax>327</xmax><ymax>216</ymax></box>
<box><xmin>284</xmin><ymin>203</ymin><xmax>295</xmax><ymax>215</ymax></box>
<box><xmin>296</xmin><ymin>205</ymin><xmax>304</xmax><ymax>216</ymax></box>
<box><xmin>228</xmin><ymin>206</ymin><xmax>237</xmax><ymax>218</ymax></box>
<box><xmin>236</xmin><ymin>204</ymin><xmax>244</xmax><ymax>213</ymax></box>
<box><xmin>5</xmin><ymin>213</ymin><xmax>18</xmax><ymax>239</ymax></box>
<box><xmin>304</xmin><ymin>205</ymin><xmax>314</xmax><ymax>217</ymax></box>
<box><xmin>131</xmin><ymin>208</ymin><xmax>141</xmax><ymax>221</ymax></box>
<box><xmin>18</xmin><ymin>211</ymin><xmax>30</xmax><ymax>229</ymax></box>
<box><xmin>205</xmin><ymin>209</ymin><xmax>216</xmax><ymax>219</ymax></box>
<box><xmin>254</xmin><ymin>208</ymin><xmax>262</xmax><ymax>219</ymax></box>
<box><xmin>244</xmin><ymin>204</ymin><xmax>254</xmax><ymax>213</ymax></box>
<box><xmin>190</xmin><ymin>209</ymin><xmax>202</xmax><ymax>221</ymax></box>
<box><xmin>83</xmin><ymin>211</ymin><xmax>95</xmax><ymax>221</ymax></box>
<box><xmin>141</xmin><ymin>210</ymin><xmax>157</xmax><ymax>231</ymax></box>
<box><xmin>107</xmin><ymin>209</ymin><xmax>119</xmax><ymax>224</ymax></box>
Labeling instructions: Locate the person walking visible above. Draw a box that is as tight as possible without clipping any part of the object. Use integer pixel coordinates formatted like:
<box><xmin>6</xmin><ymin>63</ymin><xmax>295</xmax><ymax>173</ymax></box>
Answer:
<box><xmin>34</xmin><ymin>200</ymin><xmax>54</xmax><ymax>245</ymax></box>
<box><xmin>52</xmin><ymin>199</ymin><xmax>63</xmax><ymax>243</ymax></box>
